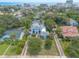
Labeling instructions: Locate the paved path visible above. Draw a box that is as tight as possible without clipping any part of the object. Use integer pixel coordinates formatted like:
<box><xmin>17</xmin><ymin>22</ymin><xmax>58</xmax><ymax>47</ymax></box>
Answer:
<box><xmin>21</xmin><ymin>40</ymin><xmax>28</xmax><ymax>56</ymax></box>
<box><xmin>53</xmin><ymin>32</ymin><xmax>66</xmax><ymax>58</ymax></box>
<box><xmin>0</xmin><ymin>55</ymin><xmax>62</xmax><ymax>58</ymax></box>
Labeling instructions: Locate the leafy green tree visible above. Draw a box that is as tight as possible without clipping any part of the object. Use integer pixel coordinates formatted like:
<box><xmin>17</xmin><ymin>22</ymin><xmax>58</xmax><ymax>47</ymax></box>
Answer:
<box><xmin>15</xmin><ymin>47</ymin><xmax>22</xmax><ymax>54</ymax></box>
<box><xmin>65</xmin><ymin>39</ymin><xmax>79</xmax><ymax>58</ymax></box>
<box><xmin>21</xmin><ymin>17</ymin><xmax>32</xmax><ymax>31</ymax></box>
<box><xmin>17</xmin><ymin>40</ymin><xmax>25</xmax><ymax>48</ymax></box>
<box><xmin>0</xmin><ymin>27</ymin><xmax>6</xmax><ymax>36</ymax></box>
<box><xmin>0</xmin><ymin>15</ymin><xmax>22</xmax><ymax>29</ymax></box>
<box><xmin>0</xmin><ymin>14</ymin><xmax>22</xmax><ymax>36</ymax></box>
<box><xmin>44</xmin><ymin>39</ymin><xmax>52</xmax><ymax>50</ymax></box>
<box><xmin>45</xmin><ymin>19</ymin><xmax>56</xmax><ymax>32</ymax></box>
<box><xmin>27</xmin><ymin>37</ymin><xmax>42</xmax><ymax>55</ymax></box>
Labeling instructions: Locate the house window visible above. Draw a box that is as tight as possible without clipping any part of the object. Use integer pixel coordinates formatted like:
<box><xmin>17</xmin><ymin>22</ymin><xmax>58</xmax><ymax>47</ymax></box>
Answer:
<box><xmin>33</xmin><ymin>29</ymin><xmax>35</xmax><ymax>34</ymax></box>
<box><xmin>39</xmin><ymin>30</ymin><xmax>41</xmax><ymax>34</ymax></box>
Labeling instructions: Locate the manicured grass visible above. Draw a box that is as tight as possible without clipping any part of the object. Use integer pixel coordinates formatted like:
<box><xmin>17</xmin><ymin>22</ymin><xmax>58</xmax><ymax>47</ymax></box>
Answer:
<box><xmin>60</xmin><ymin>40</ymin><xmax>71</xmax><ymax>57</ymax></box>
<box><xmin>5</xmin><ymin>35</ymin><xmax>27</xmax><ymax>55</ymax></box>
<box><xmin>5</xmin><ymin>46</ymin><xmax>17</xmax><ymax>55</ymax></box>
<box><xmin>61</xmin><ymin>40</ymin><xmax>79</xmax><ymax>58</ymax></box>
<box><xmin>39</xmin><ymin>40</ymin><xmax>59</xmax><ymax>56</ymax></box>
<box><xmin>60</xmin><ymin>40</ymin><xmax>71</xmax><ymax>50</ymax></box>
<box><xmin>0</xmin><ymin>43</ymin><xmax>9</xmax><ymax>55</ymax></box>
<box><xmin>5</xmin><ymin>45</ymin><xmax>23</xmax><ymax>56</ymax></box>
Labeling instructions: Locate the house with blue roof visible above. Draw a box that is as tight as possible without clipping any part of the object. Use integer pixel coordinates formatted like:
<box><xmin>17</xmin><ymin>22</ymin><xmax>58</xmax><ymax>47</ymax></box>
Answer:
<box><xmin>67</xmin><ymin>18</ymin><xmax>78</xmax><ymax>26</ymax></box>
<box><xmin>0</xmin><ymin>28</ymin><xmax>24</xmax><ymax>41</ymax></box>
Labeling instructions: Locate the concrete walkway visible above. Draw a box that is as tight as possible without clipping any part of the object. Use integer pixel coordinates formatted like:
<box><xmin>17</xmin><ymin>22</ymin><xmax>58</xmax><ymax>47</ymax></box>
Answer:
<box><xmin>53</xmin><ymin>32</ymin><xmax>66</xmax><ymax>58</ymax></box>
<box><xmin>21</xmin><ymin>40</ymin><xmax>28</xmax><ymax>56</ymax></box>
<box><xmin>0</xmin><ymin>55</ymin><xmax>63</xmax><ymax>58</ymax></box>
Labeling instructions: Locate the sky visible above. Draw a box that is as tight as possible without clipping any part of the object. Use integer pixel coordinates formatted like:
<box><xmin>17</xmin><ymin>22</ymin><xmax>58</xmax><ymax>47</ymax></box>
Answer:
<box><xmin>0</xmin><ymin>0</ymin><xmax>79</xmax><ymax>3</ymax></box>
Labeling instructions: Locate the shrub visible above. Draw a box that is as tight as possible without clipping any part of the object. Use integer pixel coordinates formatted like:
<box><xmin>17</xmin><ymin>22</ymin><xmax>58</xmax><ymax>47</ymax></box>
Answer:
<box><xmin>44</xmin><ymin>39</ymin><xmax>52</xmax><ymax>50</ymax></box>
<box><xmin>15</xmin><ymin>47</ymin><xmax>22</xmax><ymax>54</ymax></box>
<box><xmin>17</xmin><ymin>40</ymin><xmax>25</xmax><ymax>48</ymax></box>
<box><xmin>11</xmin><ymin>40</ymin><xmax>18</xmax><ymax>46</ymax></box>
<box><xmin>65</xmin><ymin>40</ymin><xmax>79</xmax><ymax>58</ymax></box>
<box><xmin>27</xmin><ymin>37</ymin><xmax>42</xmax><ymax>55</ymax></box>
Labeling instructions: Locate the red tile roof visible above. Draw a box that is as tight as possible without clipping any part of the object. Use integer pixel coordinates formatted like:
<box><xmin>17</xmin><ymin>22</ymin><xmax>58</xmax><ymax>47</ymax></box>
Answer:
<box><xmin>62</xmin><ymin>26</ymin><xmax>79</xmax><ymax>37</ymax></box>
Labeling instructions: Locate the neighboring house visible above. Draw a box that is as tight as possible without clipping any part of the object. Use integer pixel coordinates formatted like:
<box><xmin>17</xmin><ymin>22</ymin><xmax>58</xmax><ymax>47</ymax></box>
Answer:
<box><xmin>29</xmin><ymin>20</ymin><xmax>49</xmax><ymax>39</ymax></box>
<box><xmin>14</xmin><ymin>11</ymin><xmax>23</xmax><ymax>19</ymax></box>
<box><xmin>61</xmin><ymin>26</ymin><xmax>79</xmax><ymax>37</ymax></box>
<box><xmin>67</xmin><ymin>19</ymin><xmax>78</xmax><ymax>26</ymax></box>
<box><xmin>0</xmin><ymin>28</ymin><xmax>24</xmax><ymax>41</ymax></box>
<box><xmin>39</xmin><ymin>4</ymin><xmax>49</xmax><ymax>10</ymax></box>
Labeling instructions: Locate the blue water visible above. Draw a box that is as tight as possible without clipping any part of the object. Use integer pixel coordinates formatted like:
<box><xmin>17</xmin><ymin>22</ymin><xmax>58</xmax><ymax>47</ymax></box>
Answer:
<box><xmin>0</xmin><ymin>2</ymin><xmax>21</xmax><ymax>6</ymax></box>
<box><xmin>0</xmin><ymin>2</ymin><xmax>56</xmax><ymax>6</ymax></box>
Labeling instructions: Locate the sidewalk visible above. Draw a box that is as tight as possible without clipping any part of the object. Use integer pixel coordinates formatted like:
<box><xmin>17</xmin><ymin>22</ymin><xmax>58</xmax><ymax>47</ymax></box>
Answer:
<box><xmin>53</xmin><ymin>32</ymin><xmax>66</xmax><ymax>58</ymax></box>
<box><xmin>21</xmin><ymin>40</ymin><xmax>28</xmax><ymax>56</ymax></box>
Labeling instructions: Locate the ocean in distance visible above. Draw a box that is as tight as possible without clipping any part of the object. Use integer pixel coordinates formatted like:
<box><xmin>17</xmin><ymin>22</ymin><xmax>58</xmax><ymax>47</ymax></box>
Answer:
<box><xmin>0</xmin><ymin>2</ymin><xmax>20</xmax><ymax>6</ymax></box>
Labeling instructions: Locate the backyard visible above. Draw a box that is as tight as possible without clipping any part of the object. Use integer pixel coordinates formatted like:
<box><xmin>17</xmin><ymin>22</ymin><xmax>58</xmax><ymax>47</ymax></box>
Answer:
<box><xmin>26</xmin><ymin>36</ymin><xmax>59</xmax><ymax>56</ymax></box>
<box><xmin>0</xmin><ymin>34</ymin><xmax>27</xmax><ymax>56</ymax></box>
<box><xmin>39</xmin><ymin>40</ymin><xmax>59</xmax><ymax>56</ymax></box>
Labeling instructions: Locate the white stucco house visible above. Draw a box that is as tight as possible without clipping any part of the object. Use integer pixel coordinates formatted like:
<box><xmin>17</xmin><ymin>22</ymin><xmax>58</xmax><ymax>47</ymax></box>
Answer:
<box><xmin>29</xmin><ymin>20</ymin><xmax>49</xmax><ymax>39</ymax></box>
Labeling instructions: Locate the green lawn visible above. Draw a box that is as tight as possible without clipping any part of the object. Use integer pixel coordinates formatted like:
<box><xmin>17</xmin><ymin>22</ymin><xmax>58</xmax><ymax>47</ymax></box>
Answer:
<box><xmin>60</xmin><ymin>40</ymin><xmax>71</xmax><ymax>50</ymax></box>
<box><xmin>60</xmin><ymin>40</ymin><xmax>79</xmax><ymax>58</ymax></box>
<box><xmin>5</xmin><ymin>44</ymin><xmax>23</xmax><ymax>55</ymax></box>
<box><xmin>5</xmin><ymin>35</ymin><xmax>27</xmax><ymax>56</ymax></box>
<box><xmin>39</xmin><ymin>40</ymin><xmax>59</xmax><ymax>56</ymax></box>
<box><xmin>5</xmin><ymin>46</ymin><xmax>17</xmax><ymax>55</ymax></box>
<box><xmin>60</xmin><ymin>40</ymin><xmax>71</xmax><ymax>57</ymax></box>
<box><xmin>0</xmin><ymin>43</ymin><xmax>9</xmax><ymax>55</ymax></box>
<box><xmin>26</xmin><ymin>39</ymin><xmax>59</xmax><ymax>56</ymax></box>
